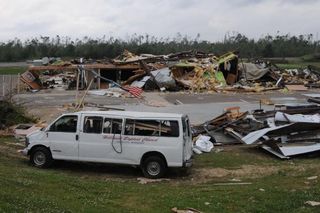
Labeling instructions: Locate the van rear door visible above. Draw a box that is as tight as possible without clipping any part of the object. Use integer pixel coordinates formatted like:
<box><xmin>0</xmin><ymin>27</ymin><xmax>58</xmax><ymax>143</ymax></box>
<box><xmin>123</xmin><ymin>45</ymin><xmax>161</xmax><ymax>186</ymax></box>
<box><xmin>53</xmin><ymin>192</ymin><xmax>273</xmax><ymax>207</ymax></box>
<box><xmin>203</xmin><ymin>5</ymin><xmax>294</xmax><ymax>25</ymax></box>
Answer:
<box><xmin>182</xmin><ymin>116</ymin><xmax>193</xmax><ymax>164</ymax></box>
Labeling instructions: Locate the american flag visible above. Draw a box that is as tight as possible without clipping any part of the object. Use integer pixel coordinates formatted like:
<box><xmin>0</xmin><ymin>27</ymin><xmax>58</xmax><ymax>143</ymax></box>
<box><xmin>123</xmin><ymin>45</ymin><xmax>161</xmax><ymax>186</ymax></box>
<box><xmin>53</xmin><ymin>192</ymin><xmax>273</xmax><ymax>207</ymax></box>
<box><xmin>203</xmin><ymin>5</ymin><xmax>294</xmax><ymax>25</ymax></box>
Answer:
<box><xmin>123</xmin><ymin>86</ymin><xmax>143</xmax><ymax>98</ymax></box>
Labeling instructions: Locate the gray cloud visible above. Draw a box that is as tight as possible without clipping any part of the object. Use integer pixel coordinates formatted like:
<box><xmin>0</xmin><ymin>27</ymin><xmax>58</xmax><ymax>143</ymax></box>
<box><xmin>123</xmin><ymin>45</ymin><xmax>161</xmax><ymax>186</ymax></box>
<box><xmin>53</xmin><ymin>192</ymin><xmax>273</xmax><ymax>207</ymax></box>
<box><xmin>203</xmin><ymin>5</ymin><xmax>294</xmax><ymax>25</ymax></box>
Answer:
<box><xmin>0</xmin><ymin>0</ymin><xmax>319</xmax><ymax>42</ymax></box>
<box><xmin>280</xmin><ymin>0</ymin><xmax>320</xmax><ymax>4</ymax></box>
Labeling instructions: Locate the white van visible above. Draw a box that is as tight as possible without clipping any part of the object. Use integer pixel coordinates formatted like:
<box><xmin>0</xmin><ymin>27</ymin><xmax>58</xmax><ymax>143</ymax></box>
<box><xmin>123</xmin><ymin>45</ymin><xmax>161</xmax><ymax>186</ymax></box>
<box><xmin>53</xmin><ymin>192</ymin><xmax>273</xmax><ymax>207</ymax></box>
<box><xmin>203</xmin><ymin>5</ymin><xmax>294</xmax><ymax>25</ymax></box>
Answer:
<box><xmin>20</xmin><ymin>111</ymin><xmax>193</xmax><ymax>178</ymax></box>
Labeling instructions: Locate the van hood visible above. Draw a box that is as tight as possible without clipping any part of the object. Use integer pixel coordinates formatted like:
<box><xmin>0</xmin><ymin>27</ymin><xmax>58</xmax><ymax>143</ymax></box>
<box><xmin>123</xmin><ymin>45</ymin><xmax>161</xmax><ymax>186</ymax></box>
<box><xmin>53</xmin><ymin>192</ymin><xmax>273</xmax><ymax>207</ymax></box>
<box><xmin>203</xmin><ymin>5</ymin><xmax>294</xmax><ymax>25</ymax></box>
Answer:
<box><xmin>27</xmin><ymin>130</ymin><xmax>46</xmax><ymax>141</ymax></box>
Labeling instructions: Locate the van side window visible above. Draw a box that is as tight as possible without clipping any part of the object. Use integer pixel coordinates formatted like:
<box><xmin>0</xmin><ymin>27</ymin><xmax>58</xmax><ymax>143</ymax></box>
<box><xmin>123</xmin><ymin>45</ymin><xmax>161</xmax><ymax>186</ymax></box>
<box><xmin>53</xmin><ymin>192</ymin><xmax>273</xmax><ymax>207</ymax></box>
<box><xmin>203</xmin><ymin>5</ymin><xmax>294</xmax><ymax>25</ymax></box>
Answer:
<box><xmin>49</xmin><ymin>115</ymin><xmax>78</xmax><ymax>133</ymax></box>
<box><xmin>124</xmin><ymin>119</ymin><xmax>135</xmax><ymax>135</ymax></box>
<box><xmin>83</xmin><ymin>116</ymin><xmax>103</xmax><ymax>134</ymax></box>
<box><xmin>136</xmin><ymin>120</ymin><xmax>160</xmax><ymax>136</ymax></box>
<box><xmin>125</xmin><ymin>119</ymin><xmax>160</xmax><ymax>136</ymax></box>
<box><xmin>103</xmin><ymin>118</ymin><xmax>122</xmax><ymax>134</ymax></box>
<box><xmin>161</xmin><ymin>120</ymin><xmax>179</xmax><ymax>137</ymax></box>
<box><xmin>124</xmin><ymin>119</ymin><xmax>179</xmax><ymax>137</ymax></box>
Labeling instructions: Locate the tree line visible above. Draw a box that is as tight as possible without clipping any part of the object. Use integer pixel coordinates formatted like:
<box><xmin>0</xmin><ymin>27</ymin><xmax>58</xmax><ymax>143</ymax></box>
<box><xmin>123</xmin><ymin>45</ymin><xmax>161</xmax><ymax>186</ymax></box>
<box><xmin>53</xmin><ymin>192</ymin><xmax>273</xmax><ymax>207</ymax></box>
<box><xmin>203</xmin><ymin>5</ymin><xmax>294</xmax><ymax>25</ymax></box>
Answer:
<box><xmin>0</xmin><ymin>33</ymin><xmax>319</xmax><ymax>62</ymax></box>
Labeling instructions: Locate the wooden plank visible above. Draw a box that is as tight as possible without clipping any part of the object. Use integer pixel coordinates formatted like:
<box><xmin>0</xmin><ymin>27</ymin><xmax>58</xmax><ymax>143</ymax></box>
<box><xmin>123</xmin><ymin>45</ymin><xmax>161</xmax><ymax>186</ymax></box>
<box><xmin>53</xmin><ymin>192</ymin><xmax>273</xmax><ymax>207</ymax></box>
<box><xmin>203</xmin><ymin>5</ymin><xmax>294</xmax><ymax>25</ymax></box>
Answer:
<box><xmin>122</xmin><ymin>72</ymin><xmax>146</xmax><ymax>85</ymax></box>
<box><xmin>286</xmin><ymin>84</ymin><xmax>308</xmax><ymax>91</ymax></box>
<box><xmin>28</xmin><ymin>64</ymin><xmax>140</xmax><ymax>71</ymax></box>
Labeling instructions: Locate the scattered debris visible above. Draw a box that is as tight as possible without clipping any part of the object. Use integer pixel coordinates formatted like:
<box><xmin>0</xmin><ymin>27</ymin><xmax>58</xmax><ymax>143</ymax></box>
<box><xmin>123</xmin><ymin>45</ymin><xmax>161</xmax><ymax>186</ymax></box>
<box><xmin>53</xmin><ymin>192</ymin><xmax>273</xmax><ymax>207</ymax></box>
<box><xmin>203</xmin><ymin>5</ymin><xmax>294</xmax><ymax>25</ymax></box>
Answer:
<box><xmin>171</xmin><ymin>207</ymin><xmax>202</xmax><ymax>213</ymax></box>
<box><xmin>20</xmin><ymin>70</ymin><xmax>42</xmax><ymax>90</ymax></box>
<box><xmin>137</xmin><ymin>177</ymin><xmax>170</xmax><ymax>184</ymax></box>
<box><xmin>175</xmin><ymin>99</ymin><xmax>183</xmax><ymax>105</ymax></box>
<box><xmin>151</xmin><ymin>67</ymin><xmax>176</xmax><ymax>90</ymax></box>
<box><xmin>286</xmin><ymin>85</ymin><xmax>308</xmax><ymax>91</ymax></box>
<box><xmin>14</xmin><ymin>123</ymin><xmax>43</xmax><ymax>141</ymax></box>
<box><xmin>305</xmin><ymin>201</ymin><xmax>320</xmax><ymax>207</ymax></box>
<box><xmin>307</xmin><ymin>176</ymin><xmax>318</xmax><ymax>180</ymax></box>
<box><xmin>145</xmin><ymin>100</ymin><xmax>169</xmax><ymax>107</ymax></box>
<box><xmin>193</xmin><ymin>135</ymin><xmax>214</xmax><ymax>153</ymax></box>
<box><xmin>212</xmin><ymin>182</ymin><xmax>252</xmax><ymax>186</ymax></box>
<box><xmin>88</xmin><ymin>88</ymin><xmax>127</xmax><ymax>98</ymax></box>
<box><xmin>213</xmin><ymin>148</ymin><xmax>224</xmax><ymax>153</ymax></box>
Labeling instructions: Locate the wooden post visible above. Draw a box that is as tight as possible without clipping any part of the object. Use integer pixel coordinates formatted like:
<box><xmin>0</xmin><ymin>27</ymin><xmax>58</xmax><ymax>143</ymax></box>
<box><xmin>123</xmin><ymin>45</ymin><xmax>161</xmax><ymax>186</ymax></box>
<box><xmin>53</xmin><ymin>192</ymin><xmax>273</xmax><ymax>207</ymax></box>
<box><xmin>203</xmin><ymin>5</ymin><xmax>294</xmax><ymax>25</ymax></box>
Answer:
<box><xmin>76</xmin><ymin>78</ymin><xmax>94</xmax><ymax>110</ymax></box>
<box><xmin>17</xmin><ymin>73</ymin><xmax>20</xmax><ymax>102</ymax></box>
<box><xmin>17</xmin><ymin>73</ymin><xmax>20</xmax><ymax>95</ymax></box>
<box><xmin>75</xmin><ymin>69</ymin><xmax>80</xmax><ymax>105</ymax></box>
<box><xmin>10</xmin><ymin>75</ymin><xmax>12</xmax><ymax>96</ymax></box>
<box><xmin>116</xmin><ymin>70</ymin><xmax>121</xmax><ymax>84</ymax></box>
<box><xmin>2</xmin><ymin>75</ymin><xmax>4</xmax><ymax>97</ymax></box>
<box><xmin>98</xmin><ymin>69</ymin><xmax>101</xmax><ymax>89</ymax></box>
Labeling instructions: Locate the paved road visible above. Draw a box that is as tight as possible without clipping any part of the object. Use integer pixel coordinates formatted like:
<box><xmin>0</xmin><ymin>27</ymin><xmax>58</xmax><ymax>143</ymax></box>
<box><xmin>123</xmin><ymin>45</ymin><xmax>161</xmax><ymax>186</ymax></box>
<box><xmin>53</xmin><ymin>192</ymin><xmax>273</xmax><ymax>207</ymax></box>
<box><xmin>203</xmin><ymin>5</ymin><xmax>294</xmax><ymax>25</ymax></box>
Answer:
<box><xmin>0</xmin><ymin>62</ymin><xmax>28</xmax><ymax>67</ymax></box>
<box><xmin>163</xmin><ymin>91</ymin><xmax>313</xmax><ymax>104</ymax></box>
<box><xmin>13</xmin><ymin>90</ymin><xmax>320</xmax><ymax>124</ymax></box>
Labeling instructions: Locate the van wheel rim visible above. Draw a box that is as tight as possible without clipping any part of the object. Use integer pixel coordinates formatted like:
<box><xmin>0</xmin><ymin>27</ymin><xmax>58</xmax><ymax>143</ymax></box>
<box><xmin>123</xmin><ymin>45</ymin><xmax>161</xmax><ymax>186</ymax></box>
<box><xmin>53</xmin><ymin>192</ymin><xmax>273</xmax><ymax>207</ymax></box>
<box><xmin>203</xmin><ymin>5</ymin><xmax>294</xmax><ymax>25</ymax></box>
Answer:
<box><xmin>147</xmin><ymin>162</ymin><xmax>160</xmax><ymax>176</ymax></box>
<box><xmin>34</xmin><ymin>152</ymin><xmax>46</xmax><ymax>166</ymax></box>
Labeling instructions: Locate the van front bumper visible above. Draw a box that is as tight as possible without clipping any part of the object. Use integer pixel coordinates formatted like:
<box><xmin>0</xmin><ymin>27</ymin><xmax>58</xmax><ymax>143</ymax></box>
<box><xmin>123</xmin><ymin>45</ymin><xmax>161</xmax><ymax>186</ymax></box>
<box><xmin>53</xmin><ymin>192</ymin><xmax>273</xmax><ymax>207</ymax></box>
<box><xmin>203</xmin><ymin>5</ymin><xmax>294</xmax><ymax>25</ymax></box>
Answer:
<box><xmin>18</xmin><ymin>148</ymin><xmax>29</xmax><ymax>156</ymax></box>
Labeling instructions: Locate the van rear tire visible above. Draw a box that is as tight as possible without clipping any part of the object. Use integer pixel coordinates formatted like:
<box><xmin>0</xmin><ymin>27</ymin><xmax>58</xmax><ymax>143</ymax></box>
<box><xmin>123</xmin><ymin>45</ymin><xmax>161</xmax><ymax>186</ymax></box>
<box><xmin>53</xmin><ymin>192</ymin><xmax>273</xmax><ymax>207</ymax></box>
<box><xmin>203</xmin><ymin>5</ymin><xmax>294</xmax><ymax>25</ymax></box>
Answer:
<box><xmin>30</xmin><ymin>147</ymin><xmax>53</xmax><ymax>168</ymax></box>
<box><xmin>141</xmin><ymin>156</ymin><xmax>167</xmax><ymax>179</ymax></box>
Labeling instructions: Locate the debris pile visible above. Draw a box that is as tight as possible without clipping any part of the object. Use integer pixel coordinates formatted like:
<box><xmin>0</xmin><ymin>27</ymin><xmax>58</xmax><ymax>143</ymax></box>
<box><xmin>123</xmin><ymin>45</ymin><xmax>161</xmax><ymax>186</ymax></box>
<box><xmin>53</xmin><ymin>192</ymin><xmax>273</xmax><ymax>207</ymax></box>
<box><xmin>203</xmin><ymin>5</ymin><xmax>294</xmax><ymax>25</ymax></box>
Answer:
<box><xmin>192</xmin><ymin>100</ymin><xmax>320</xmax><ymax>158</ymax></box>
<box><xmin>13</xmin><ymin>123</ymin><xmax>44</xmax><ymax>141</ymax></box>
<box><xmin>192</xmin><ymin>135</ymin><xmax>214</xmax><ymax>154</ymax></box>
<box><xmin>171</xmin><ymin>207</ymin><xmax>202</xmax><ymax>213</ymax></box>
<box><xmin>20</xmin><ymin>50</ymin><xmax>320</xmax><ymax>95</ymax></box>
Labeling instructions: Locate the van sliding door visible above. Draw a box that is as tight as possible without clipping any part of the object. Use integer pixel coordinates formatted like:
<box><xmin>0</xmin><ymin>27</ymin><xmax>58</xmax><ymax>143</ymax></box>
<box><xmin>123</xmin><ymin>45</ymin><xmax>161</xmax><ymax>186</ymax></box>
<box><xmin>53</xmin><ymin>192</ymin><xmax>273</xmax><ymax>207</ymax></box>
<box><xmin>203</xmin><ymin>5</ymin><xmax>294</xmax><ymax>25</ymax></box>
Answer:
<box><xmin>78</xmin><ymin>116</ymin><xmax>123</xmax><ymax>163</ymax></box>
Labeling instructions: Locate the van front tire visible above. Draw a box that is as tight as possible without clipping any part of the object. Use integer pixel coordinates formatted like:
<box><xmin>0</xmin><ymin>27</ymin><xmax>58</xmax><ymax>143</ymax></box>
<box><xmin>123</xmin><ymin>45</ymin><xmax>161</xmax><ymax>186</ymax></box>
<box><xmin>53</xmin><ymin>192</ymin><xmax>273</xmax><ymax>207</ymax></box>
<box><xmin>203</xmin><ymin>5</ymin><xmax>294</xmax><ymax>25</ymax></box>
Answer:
<box><xmin>30</xmin><ymin>147</ymin><xmax>53</xmax><ymax>168</ymax></box>
<box><xmin>141</xmin><ymin>156</ymin><xmax>167</xmax><ymax>179</ymax></box>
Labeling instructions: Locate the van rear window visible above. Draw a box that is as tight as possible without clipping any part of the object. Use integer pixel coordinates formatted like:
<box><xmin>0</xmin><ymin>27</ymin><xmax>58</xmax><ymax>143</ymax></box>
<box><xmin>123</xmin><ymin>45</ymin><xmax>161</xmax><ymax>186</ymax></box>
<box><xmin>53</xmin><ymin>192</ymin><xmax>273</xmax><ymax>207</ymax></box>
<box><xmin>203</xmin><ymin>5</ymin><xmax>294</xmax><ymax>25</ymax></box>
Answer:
<box><xmin>124</xmin><ymin>119</ymin><xmax>179</xmax><ymax>137</ymax></box>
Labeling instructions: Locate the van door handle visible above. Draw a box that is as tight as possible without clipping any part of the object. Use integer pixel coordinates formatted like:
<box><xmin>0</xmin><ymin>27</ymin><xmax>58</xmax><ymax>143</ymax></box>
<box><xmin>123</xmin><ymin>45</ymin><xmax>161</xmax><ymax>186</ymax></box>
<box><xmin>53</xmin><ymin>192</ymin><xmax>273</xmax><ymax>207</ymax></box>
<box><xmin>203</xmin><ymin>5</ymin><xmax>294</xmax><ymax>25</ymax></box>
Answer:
<box><xmin>75</xmin><ymin>135</ymin><xmax>79</xmax><ymax>141</ymax></box>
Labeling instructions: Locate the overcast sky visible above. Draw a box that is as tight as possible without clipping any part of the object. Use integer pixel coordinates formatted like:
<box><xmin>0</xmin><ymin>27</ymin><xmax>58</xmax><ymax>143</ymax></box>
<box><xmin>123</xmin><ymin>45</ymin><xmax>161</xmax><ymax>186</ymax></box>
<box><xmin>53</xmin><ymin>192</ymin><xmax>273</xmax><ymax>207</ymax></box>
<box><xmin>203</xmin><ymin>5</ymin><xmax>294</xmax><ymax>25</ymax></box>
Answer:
<box><xmin>1</xmin><ymin>0</ymin><xmax>319</xmax><ymax>42</ymax></box>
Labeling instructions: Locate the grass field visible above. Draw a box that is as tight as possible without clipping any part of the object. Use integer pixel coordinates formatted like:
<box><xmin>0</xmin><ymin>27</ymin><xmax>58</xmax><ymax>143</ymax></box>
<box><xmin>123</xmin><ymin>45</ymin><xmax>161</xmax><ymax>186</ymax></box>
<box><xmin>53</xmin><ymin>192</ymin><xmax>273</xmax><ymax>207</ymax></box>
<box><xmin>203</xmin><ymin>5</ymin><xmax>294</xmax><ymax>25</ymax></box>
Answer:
<box><xmin>275</xmin><ymin>55</ymin><xmax>320</xmax><ymax>69</ymax></box>
<box><xmin>1</xmin><ymin>137</ymin><xmax>320</xmax><ymax>212</ymax></box>
<box><xmin>276</xmin><ymin>62</ymin><xmax>320</xmax><ymax>69</ymax></box>
<box><xmin>0</xmin><ymin>67</ymin><xmax>27</xmax><ymax>75</ymax></box>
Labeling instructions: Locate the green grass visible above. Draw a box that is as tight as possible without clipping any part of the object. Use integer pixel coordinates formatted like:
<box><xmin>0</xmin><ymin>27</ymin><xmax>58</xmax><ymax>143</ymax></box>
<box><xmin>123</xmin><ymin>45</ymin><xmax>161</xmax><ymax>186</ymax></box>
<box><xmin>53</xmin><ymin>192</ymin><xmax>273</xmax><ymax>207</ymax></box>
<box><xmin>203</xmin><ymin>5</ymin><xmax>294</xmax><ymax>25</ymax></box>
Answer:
<box><xmin>195</xmin><ymin>146</ymin><xmax>282</xmax><ymax>168</ymax></box>
<box><xmin>276</xmin><ymin>63</ymin><xmax>320</xmax><ymax>70</ymax></box>
<box><xmin>0</xmin><ymin>67</ymin><xmax>27</xmax><ymax>75</ymax></box>
<box><xmin>1</xmin><ymin>137</ymin><xmax>320</xmax><ymax>212</ymax></box>
<box><xmin>275</xmin><ymin>55</ymin><xmax>320</xmax><ymax>69</ymax></box>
